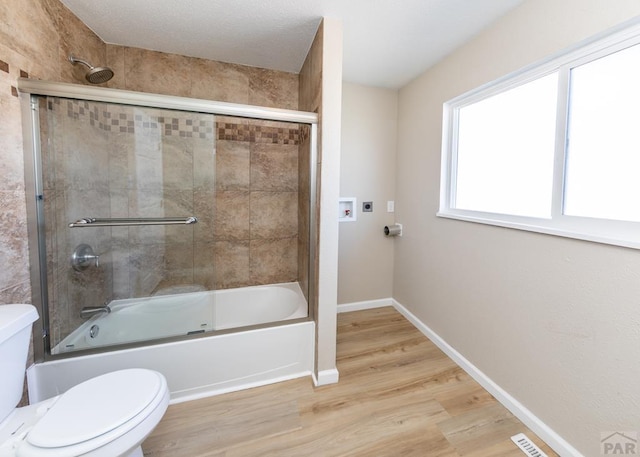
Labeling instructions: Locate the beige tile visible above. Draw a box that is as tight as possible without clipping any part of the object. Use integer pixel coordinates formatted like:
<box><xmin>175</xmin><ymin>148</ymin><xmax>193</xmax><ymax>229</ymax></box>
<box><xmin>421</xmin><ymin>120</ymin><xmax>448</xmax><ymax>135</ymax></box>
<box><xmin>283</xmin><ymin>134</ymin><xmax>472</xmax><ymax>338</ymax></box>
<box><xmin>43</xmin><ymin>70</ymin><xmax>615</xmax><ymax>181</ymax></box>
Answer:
<box><xmin>105</xmin><ymin>44</ymin><xmax>125</xmax><ymax>89</ymax></box>
<box><xmin>214</xmin><ymin>191</ymin><xmax>250</xmax><ymax>241</ymax></box>
<box><xmin>214</xmin><ymin>240</ymin><xmax>250</xmax><ymax>289</ymax></box>
<box><xmin>56</xmin><ymin>111</ymin><xmax>110</xmax><ymax>191</ymax></box>
<box><xmin>108</xmin><ymin>136</ymin><xmax>132</xmax><ymax>191</ymax></box>
<box><xmin>162</xmin><ymin>242</ymin><xmax>195</xmax><ymax>287</ymax></box>
<box><xmin>298</xmin><ymin>21</ymin><xmax>323</xmax><ymax>113</ymax></box>
<box><xmin>0</xmin><ymin>0</ymin><xmax>61</xmax><ymax>81</ymax></box>
<box><xmin>193</xmin><ymin>242</ymin><xmax>215</xmax><ymax>291</ymax></box>
<box><xmin>193</xmin><ymin>190</ymin><xmax>216</xmax><ymax>243</ymax></box>
<box><xmin>249</xmin><ymin>67</ymin><xmax>299</xmax><ymax>110</ymax></box>
<box><xmin>215</xmin><ymin>140</ymin><xmax>250</xmax><ymax>191</ymax></box>
<box><xmin>250</xmin><ymin>143</ymin><xmax>299</xmax><ymax>191</ymax></box>
<box><xmin>110</xmin><ymin>238</ymin><xmax>132</xmax><ymax>300</ymax></box>
<box><xmin>0</xmin><ymin>210</ymin><xmax>30</xmax><ymax>298</ymax></box>
<box><xmin>193</xmin><ymin>136</ymin><xmax>216</xmax><ymax>190</ymax></box>
<box><xmin>190</xmin><ymin>58</ymin><xmax>250</xmax><ymax>104</ymax></box>
<box><xmin>250</xmin><ymin>237</ymin><xmax>298</xmax><ymax>285</ymax></box>
<box><xmin>250</xmin><ymin>192</ymin><xmax>298</xmax><ymax>240</ymax></box>
<box><xmin>0</xmin><ymin>71</ymin><xmax>26</xmax><ymax>191</ymax></box>
<box><xmin>160</xmin><ymin>135</ymin><xmax>194</xmax><ymax>190</ymax></box>
<box><xmin>123</xmin><ymin>47</ymin><xmax>191</xmax><ymax>97</ymax></box>
<box><xmin>253</xmin><ymin>119</ymin><xmax>296</xmax><ymax>131</ymax></box>
<box><xmin>0</xmin><ymin>281</ymin><xmax>32</xmax><ymax>310</ymax></box>
<box><xmin>297</xmin><ymin>127</ymin><xmax>311</xmax><ymax>298</ymax></box>
<box><xmin>128</xmin><ymin>243</ymin><xmax>164</xmax><ymax>297</ymax></box>
<box><xmin>298</xmin><ymin>126</ymin><xmax>311</xmax><ymax>193</ymax></box>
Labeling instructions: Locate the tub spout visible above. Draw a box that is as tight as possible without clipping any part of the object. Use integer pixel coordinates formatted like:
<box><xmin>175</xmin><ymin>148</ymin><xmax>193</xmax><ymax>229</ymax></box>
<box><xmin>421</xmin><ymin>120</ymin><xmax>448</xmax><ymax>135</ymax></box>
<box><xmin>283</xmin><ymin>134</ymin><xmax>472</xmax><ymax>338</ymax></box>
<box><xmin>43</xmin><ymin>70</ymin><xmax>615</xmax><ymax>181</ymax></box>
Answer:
<box><xmin>80</xmin><ymin>305</ymin><xmax>111</xmax><ymax>319</ymax></box>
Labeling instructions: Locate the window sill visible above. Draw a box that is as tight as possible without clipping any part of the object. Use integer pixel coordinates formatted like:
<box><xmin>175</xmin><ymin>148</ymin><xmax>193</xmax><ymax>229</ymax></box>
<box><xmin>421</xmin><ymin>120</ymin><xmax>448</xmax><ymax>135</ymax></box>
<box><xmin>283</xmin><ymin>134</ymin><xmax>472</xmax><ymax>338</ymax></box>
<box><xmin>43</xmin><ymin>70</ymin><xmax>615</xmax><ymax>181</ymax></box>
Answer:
<box><xmin>436</xmin><ymin>211</ymin><xmax>640</xmax><ymax>250</ymax></box>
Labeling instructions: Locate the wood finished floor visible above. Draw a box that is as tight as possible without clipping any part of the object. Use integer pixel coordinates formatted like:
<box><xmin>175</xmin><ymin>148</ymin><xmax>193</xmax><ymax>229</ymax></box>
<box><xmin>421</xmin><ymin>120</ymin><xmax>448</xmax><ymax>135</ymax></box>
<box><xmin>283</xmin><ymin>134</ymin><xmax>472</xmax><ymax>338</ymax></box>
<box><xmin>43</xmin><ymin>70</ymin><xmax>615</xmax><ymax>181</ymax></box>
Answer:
<box><xmin>143</xmin><ymin>307</ymin><xmax>557</xmax><ymax>456</ymax></box>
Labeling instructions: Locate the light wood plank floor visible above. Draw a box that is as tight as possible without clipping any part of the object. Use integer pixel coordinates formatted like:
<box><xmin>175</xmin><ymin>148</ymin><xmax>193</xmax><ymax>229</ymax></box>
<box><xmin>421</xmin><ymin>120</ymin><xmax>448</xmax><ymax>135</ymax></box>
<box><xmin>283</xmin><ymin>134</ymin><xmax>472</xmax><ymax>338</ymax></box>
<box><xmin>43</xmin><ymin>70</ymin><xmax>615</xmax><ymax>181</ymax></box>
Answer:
<box><xmin>143</xmin><ymin>307</ymin><xmax>557</xmax><ymax>456</ymax></box>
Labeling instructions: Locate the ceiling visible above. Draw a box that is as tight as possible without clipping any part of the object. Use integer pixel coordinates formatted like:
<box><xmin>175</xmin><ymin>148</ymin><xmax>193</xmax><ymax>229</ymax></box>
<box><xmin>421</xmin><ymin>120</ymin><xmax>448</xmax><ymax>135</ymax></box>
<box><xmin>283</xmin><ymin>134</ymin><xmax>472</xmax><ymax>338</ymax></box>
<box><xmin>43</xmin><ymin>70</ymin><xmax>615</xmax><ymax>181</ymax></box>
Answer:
<box><xmin>61</xmin><ymin>0</ymin><xmax>525</xmax><ymax>89</ymax></box>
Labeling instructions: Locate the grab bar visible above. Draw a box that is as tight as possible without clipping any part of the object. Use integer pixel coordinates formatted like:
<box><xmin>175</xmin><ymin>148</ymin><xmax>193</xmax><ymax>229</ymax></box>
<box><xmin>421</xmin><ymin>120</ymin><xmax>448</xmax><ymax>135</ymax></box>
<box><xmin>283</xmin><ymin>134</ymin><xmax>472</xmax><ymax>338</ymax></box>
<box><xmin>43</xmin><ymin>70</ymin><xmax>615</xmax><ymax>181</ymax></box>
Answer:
<box><xmin>69</xmin><ymin>216</ymin><xmax>198</xmax><ymax>228</ymax></box>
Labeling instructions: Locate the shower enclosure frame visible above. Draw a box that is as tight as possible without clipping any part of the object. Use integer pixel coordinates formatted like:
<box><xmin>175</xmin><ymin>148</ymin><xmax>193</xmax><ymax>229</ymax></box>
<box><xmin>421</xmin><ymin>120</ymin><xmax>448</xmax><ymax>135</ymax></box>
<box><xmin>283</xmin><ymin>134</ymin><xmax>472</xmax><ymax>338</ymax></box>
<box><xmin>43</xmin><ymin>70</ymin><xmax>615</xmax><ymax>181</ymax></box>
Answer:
<box><xmin>17</xmin><ymin>78</ymin><xmax>319</xmax><ymax>363</ymax></box>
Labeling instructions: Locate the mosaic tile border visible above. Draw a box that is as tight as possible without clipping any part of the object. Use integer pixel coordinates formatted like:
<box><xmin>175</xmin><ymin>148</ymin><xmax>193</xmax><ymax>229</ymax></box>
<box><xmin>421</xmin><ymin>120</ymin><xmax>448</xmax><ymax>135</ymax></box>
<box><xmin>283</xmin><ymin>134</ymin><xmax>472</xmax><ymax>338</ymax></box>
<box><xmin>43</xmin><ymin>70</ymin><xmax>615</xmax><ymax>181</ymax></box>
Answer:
<box><xmin>51</xmin><ymin>98</ymin><xmax>216</xmax><ymax>139</ymax></box>
<box><xmin>50</xmin><ymin>98</ymin><xmax>301</xmax><ymax>143</ymax></box>
<box><xmin>217</xmin><ymin>122</ymin><xmax>300</xmax><ymax>145</ymax></box>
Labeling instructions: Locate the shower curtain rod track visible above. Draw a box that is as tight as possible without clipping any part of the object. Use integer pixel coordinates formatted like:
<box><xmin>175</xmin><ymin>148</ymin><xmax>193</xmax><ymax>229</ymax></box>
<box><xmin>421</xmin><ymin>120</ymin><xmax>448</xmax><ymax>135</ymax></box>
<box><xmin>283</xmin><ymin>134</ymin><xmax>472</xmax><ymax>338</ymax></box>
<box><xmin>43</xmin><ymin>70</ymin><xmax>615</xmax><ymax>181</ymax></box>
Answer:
<box><xmin>17</xmin><ymin>78</ymin><xmax>318</xmax><ymax>124</ymax></box>
<box><xmin>69</xmin><ymin>216</ymin><xmax>198</xmax><ymax>228</ymax></box>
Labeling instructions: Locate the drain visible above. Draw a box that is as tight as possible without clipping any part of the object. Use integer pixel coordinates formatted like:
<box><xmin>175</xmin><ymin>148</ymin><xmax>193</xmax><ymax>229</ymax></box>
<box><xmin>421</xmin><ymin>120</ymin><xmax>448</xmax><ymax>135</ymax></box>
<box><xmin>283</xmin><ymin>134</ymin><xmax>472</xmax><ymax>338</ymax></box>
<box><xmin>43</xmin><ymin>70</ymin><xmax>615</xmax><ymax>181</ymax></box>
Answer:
<box><xmin>89</xmin><ymin>324</ymin><xmax>100</xmax><ymax>339</ymax></box>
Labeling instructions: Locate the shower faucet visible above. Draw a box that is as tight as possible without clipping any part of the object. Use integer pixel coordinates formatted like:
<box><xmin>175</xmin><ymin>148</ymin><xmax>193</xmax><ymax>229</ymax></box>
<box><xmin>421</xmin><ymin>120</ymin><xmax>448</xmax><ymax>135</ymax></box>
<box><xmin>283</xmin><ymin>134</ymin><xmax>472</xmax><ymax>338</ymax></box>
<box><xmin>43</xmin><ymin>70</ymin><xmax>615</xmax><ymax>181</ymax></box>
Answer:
<box><xmin>80</xmin><ymin>305</ymin><xmax>111</xmax><ymax>319</ymax></box>
<box><xmin>71</xmin><ymin>244</ymin><xmax>100</xmax><ymax>271</ymax></box>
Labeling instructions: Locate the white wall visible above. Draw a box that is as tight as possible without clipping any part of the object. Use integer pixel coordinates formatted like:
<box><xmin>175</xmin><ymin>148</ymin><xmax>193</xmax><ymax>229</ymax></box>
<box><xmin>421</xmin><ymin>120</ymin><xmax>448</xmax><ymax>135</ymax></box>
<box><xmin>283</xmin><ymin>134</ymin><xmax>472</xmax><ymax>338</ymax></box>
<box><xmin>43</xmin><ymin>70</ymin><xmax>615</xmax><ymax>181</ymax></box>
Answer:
<box><xmin>394</xmin><ymin>1</ymin><xmax>640</xmax><ymax>455</ymax></box>
<box><xmin>316</xmin><ymin>17</ymin><xmax>343</xmax><ymax>385</ymax></box>
<box><xmin>338</xmin><ymin>83</ymin><xmax>398</xmax><ymax>304</ymax></box>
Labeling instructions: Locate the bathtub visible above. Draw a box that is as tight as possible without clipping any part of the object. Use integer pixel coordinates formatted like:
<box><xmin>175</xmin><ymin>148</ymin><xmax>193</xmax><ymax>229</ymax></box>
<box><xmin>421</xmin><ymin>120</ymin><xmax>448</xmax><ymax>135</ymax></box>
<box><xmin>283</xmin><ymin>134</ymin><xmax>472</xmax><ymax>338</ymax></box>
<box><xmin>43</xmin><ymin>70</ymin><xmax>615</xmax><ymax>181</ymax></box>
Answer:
<box><xmin>27</xmin><ymin>282</ymin><xmax>314</xmax><ymax>404</ymax></box>
<box><xmin>53</xmin><ymin>282</ymin><xmax>308</xmax><ymax>354</ymax></box>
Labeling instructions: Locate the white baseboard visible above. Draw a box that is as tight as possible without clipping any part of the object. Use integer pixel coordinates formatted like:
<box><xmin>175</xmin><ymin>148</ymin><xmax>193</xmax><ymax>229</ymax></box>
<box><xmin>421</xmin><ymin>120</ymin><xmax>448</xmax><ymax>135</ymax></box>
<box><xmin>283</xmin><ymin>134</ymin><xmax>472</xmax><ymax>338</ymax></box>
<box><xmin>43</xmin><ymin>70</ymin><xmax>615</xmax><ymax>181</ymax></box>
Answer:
<box><xmin>337</xmin><ymin>298</ymin><xmax>394</xmax><ymax>313</ymax></box>
<box><xmin>313</xmin><ymin>368</ymin><xmax>340</xmax><ymax>386</ymax></box>
<box><xmin>390</xmin><ymin>299</ymin><xmax>582</xmax><ymax>457</ymax></box>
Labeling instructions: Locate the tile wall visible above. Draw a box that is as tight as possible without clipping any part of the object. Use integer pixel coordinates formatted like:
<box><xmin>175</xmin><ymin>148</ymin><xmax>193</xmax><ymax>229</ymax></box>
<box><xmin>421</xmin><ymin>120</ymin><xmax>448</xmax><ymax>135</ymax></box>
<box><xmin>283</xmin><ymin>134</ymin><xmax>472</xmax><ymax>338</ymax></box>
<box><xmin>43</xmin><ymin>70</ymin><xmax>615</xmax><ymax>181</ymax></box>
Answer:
<box><xmin>42</xmin><ymin>99</ymin><xmax>306</xmax><ymax>347</ymax></box>
<box><xmin>106</xmin><ymin>46</ymin><xmax>299</xmax><ymax>110</ymax></box>
<box><xmin>0</xmin><ymin>0</ymin><xmax>105</xmax><ymax>307</ymax></box>
<box><xmin>0</xmin><ymin>0</ymin><xmax>323</xmax><ymax>378</ymax></box>
<box><xmin>298</xmin><ymin>21</ymin><xmax>324</xmax><ymax>313</ymax></box>
<box><xmin>214</xmin><ymin>116</ymin><xmax>302</xmax><ymax>289</ymax></box>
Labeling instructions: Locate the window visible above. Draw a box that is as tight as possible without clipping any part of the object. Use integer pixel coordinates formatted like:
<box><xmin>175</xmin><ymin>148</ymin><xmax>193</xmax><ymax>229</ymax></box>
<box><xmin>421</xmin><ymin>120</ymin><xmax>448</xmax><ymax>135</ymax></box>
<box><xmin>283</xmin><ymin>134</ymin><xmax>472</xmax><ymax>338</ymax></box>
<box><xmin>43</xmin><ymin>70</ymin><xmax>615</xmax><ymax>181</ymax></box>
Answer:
<box><xmin>564</xmin><ymin>44</ymin><xmax>640</xmax><ymax>222</ymax></box>
<box><xmin>439</xmin><ymin>21</ymin><xmax>640</xmax><ymax>249</ymax></box>
<box><xmin>455</xmin><ymin>73</ymin><xmax>558</xmax><ymax>218</ymax></box>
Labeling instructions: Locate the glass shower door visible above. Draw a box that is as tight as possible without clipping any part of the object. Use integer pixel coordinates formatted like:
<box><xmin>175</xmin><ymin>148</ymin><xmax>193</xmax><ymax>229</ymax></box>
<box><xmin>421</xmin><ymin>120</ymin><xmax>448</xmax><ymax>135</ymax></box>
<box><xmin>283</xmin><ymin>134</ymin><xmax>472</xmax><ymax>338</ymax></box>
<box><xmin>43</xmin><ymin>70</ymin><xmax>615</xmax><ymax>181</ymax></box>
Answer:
<box><xmin>39</xmin><ymin>96</ymin><xmax>217</xmax><ymax>353</ymax></box>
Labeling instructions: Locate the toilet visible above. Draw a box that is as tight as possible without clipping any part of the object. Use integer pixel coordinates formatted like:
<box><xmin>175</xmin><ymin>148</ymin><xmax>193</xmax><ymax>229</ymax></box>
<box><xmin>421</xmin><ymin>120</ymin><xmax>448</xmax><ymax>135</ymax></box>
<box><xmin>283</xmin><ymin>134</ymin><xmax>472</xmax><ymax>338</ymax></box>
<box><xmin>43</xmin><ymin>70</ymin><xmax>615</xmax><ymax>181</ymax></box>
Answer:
<box><xmin>0</xmin><ymin>304</ymin><xmax>170</xmax><ymax>457</ymax></box>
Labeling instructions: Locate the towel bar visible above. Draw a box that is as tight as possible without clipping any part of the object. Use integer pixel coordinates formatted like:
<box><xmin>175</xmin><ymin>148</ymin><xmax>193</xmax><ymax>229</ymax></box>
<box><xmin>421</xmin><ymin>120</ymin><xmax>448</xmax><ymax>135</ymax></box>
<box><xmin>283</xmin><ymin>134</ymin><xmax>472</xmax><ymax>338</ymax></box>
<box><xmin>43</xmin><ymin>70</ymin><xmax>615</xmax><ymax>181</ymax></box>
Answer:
<box><xmin>69</xmin><ymin>216</ymin><xmax>198</xmax><ymax>228</ymax></box>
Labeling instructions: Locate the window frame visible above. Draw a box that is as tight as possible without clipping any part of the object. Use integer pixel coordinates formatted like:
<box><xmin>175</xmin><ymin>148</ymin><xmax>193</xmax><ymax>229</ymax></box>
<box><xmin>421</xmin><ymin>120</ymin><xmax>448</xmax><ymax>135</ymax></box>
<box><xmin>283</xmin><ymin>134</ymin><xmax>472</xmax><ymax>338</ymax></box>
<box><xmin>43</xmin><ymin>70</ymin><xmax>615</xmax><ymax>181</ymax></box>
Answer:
<box><xmin>438</xmin><ymin>18</ymin><xmax>640</xmax><ymax>249</ymax></box>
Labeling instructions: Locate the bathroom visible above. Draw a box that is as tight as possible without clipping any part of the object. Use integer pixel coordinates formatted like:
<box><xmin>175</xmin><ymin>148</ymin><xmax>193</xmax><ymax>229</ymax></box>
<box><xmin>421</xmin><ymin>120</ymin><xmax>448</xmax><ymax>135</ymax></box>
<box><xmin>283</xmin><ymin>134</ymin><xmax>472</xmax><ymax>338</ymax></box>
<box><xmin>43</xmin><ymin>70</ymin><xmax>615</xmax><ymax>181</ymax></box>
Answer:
<box><xmin>0</xmin><ymin>0</ymin><xmax>343</xmax><ymax>390</ymax></box>
<box><xmin>3</xmin><ymin>1</ymin><xmax>640</xmax><ymax>456</ymax></box>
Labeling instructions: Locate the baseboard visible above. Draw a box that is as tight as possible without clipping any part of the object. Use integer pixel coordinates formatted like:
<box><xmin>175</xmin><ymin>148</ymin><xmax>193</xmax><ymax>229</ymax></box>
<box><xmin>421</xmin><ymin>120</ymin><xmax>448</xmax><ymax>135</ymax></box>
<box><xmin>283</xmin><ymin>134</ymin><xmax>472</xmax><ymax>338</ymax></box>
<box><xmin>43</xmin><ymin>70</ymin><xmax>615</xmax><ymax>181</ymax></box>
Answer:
<box><xmin>391</xmin><ymin>299</ymin><xmax>582</xmax><ymax>457</ymax></box>
<box><xmin>313</xmin><ymin>368</ymin><xmax>340</xmax><ymax>386</ymax></box>
<box><xmin>170</xmin><ymin>371</ymin><xmax>313</xmax><ymax>404</ymax></box>
<box><xmin>337</xmin><ymin>298</ymin><xmax>394</xmax><ymax>313</ymax></box>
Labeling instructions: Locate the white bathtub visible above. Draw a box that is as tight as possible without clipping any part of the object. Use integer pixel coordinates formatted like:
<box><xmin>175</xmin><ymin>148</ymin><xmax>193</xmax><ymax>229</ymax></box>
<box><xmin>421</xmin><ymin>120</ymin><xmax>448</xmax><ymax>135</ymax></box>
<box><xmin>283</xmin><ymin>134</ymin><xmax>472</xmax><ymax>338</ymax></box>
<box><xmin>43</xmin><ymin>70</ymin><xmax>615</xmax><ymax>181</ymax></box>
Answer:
<box><xmin>53</xmin><ymin>282</ymin><xmax>308</xmax><ymax>354</ymax></box>
<box><xmin>28</xmin><ymin>282</ymin><xmax>314</xmax><ymax>404</ymax></box>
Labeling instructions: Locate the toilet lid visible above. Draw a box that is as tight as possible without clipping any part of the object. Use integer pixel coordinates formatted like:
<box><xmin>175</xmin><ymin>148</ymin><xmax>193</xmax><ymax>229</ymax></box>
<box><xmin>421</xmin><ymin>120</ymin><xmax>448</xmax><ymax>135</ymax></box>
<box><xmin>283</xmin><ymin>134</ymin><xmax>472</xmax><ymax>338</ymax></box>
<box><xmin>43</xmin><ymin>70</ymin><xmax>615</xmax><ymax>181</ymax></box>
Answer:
<box><xmin>27</xmin><ymin>369</ymin><xmax>164</xmax><ymax>449</ymax></box>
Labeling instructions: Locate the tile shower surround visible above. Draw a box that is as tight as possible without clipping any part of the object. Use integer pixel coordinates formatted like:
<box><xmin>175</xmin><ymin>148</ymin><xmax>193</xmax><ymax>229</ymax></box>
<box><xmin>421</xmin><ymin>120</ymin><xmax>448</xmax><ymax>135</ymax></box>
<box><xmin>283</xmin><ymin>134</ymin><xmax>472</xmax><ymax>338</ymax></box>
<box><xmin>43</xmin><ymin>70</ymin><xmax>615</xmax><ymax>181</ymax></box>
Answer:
<box><xmin>0</xmin><ymin>0</ymin><xmax>320</xmax><ymax>406</ymax></box>
<box><xmin>44</xmin><ymin>98</ymin><xmax>306</xmax><ymax>346</ymax></box>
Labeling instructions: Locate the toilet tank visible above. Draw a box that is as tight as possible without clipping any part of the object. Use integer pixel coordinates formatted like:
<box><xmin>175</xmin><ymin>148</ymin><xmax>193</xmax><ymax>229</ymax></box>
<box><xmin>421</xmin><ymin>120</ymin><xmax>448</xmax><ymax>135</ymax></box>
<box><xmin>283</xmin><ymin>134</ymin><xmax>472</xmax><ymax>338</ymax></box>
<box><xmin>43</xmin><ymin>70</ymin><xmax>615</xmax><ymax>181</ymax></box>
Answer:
<box><xmin>0</xmin><ymin>304</ymin><xmax>38</xmax><ymax>423</ymax></box>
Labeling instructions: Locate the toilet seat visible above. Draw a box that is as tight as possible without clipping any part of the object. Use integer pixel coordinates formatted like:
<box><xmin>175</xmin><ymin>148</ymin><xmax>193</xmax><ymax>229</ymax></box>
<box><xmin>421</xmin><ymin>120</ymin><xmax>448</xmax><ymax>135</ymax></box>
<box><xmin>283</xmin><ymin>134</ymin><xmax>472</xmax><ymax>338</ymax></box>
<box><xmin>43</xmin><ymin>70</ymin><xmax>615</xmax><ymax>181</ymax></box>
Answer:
<box><xmin>16</xmin><ymin>369</ymin><xmax>168</xmax><ymax>457</ymax></box>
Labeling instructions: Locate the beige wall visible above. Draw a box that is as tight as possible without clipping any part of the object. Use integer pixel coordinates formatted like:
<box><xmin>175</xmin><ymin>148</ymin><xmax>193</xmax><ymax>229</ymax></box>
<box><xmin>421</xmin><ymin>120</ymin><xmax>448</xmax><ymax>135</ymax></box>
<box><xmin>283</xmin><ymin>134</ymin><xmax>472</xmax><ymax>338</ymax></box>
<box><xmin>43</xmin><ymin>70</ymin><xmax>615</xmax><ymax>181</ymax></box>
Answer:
<box><xmin>338</xmin><ymin>82</ymin><xmax>397</xmax><ymax>304</ymax></box>
<box><xmin>394</xmin><ymin>1</ymin><xmax>640</xmax><ymax>455</ymax></box>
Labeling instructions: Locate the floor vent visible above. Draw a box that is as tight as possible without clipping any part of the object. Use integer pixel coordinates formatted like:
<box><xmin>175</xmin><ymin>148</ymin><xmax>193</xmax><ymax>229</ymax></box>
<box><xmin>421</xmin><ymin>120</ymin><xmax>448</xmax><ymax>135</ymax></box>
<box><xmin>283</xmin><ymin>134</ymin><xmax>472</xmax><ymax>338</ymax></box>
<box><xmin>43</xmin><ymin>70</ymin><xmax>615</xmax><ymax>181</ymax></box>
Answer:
<box><xmin>511</xmin><ymin>433</ymin><xmax>549</xmax><ymax>457</ymax></box>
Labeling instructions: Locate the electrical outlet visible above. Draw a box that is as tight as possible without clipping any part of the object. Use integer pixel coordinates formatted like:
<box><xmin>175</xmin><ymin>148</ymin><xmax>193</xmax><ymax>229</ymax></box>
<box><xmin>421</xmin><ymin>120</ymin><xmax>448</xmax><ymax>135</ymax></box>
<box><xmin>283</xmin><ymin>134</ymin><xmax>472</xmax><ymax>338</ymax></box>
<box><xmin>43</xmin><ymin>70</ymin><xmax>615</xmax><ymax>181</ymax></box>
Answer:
<box><xmin>387</xmin><ymin>201</ymin><xmax>394</xmax><ymax>213</ymax></box>
<box><xmin>363</xmin><ymin>201</ymin><xmax>373</xmax><ymax>212</ymax></box>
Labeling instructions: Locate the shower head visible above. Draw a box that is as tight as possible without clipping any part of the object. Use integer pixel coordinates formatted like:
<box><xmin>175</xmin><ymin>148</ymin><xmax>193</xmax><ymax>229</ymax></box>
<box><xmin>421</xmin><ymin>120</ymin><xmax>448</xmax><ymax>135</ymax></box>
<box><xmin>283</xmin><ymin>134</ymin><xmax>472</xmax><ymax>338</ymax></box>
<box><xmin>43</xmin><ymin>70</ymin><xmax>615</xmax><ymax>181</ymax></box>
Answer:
<box><xmin>68</xmin><ymin>55</ymin><xmax>114</xmax><ymax>84</ymax></box>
